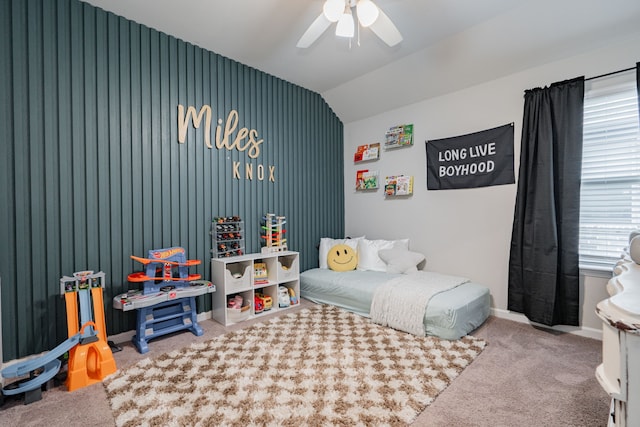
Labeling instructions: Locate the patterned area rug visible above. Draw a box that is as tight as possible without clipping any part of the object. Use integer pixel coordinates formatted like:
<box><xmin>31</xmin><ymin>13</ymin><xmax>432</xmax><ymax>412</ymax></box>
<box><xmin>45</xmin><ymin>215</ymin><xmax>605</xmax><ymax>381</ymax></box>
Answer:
<box><xmin>105</xmin><ymin>304</ymin><xmax>486</xmax><ymax>426</ymax></box>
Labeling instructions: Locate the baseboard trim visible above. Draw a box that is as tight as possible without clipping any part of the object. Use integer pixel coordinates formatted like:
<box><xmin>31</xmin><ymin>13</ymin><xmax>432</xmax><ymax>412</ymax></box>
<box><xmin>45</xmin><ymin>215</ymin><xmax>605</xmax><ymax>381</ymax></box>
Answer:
<box><xmin>491</xmin><ymin>308</ymin><xmax>602</xmax><ymax>340</ymax></box>
<box><xmin>0</xmin><ymin>310</ymin><xmax>216</xmax><ymax>388</ymax></box>
<box><xmin>3</xmin><ymin>308</ymin><xmax>600</xmax><ymax>387</ymax></box>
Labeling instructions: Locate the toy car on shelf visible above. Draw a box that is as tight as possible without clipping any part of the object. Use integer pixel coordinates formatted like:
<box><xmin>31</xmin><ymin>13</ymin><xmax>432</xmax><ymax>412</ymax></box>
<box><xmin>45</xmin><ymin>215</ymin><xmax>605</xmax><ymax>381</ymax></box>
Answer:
<box><xmin>255</xmin><ymin>292</ymin><xmax>272</xmax><ymax>311</ymax></box>
<box><xmin>278</xmin><ymin>286</ymin><xmax>290</xmax><ymax>308</ymax></box>
<box><xmin>254</xmin><ymin>295</ymin><xmax>264</xmax><ymax>313</ymax></box>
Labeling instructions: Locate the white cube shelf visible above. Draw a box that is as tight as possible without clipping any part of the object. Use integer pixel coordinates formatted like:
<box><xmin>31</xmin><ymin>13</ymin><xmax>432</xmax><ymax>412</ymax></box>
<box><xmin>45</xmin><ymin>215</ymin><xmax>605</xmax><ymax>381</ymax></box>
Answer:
<box><xmin>211</xmin><ymin>251</ymin><xmax>300</xmax><ymax>326</ymax></box>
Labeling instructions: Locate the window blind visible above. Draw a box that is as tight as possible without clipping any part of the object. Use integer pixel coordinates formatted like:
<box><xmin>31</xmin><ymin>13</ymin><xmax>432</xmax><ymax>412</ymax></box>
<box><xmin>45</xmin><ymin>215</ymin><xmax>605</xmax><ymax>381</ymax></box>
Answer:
<box><xmin>579</xmin><ymin>71</ymin><xmax>640</xmax><ymax>270</ymax></box>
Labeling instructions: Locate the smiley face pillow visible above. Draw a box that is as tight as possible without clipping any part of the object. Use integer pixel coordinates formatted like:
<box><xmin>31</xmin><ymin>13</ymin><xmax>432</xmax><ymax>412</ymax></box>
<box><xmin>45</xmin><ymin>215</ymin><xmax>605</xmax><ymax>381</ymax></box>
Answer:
<box><xmin>327</xmin><ymin>243</ymin><xmax>359</xmax><ymax>272</ymax></box>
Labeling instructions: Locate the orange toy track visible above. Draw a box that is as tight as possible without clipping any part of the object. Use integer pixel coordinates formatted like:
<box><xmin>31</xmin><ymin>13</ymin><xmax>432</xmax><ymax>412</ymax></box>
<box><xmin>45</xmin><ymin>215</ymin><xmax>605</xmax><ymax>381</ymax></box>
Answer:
<box><xmin>127</xmin><ymin>272</ymin><xmax>202</xmax><ymax>282</ymax></box>
<box><xmin>130</xmin><ymin>255</ymin><xmax>201</xmax><ymax>266</ymax></box>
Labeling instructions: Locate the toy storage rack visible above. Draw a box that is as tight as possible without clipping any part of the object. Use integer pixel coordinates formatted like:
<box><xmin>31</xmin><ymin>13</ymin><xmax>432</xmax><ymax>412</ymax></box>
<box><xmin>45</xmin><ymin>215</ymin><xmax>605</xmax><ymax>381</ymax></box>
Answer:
<box><xmin>211</xmin><ymin>220</ymin><xmax>245</xmax><ymax>258</ymax></box>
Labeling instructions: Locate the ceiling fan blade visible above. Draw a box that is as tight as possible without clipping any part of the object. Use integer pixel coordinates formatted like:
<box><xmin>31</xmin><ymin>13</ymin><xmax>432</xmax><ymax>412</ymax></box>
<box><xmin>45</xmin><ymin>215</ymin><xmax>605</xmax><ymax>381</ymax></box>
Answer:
<box><xmin>296</xmin><ymin>13</ymin><xmax>331</xmax><ymax>48</ymax></box>
<box><xmin>369</xmin><ymin>8</ymin><xmax>403</xmax><ymax>47</ymax></box>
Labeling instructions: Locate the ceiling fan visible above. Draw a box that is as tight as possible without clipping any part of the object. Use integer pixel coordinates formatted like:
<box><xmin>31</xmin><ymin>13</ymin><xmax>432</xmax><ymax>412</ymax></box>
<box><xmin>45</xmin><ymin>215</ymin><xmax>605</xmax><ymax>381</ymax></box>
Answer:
<box><xmin>297</xmin><ymin>0</ymin><xmax>403</xmax><ymax>48</ymax></box>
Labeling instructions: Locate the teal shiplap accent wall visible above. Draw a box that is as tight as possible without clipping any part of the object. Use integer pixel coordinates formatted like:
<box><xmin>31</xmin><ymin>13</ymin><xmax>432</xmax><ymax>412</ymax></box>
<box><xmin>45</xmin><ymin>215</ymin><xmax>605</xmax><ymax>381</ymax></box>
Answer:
<box><xmin>0</xmin><ymin>0</ymin><xmax>344</xmax><ymax>361</ymax></box>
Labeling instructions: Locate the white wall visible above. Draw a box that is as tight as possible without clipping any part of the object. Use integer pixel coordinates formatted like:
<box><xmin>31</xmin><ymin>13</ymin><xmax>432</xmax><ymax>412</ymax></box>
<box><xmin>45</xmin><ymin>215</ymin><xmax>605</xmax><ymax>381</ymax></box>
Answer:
<box><xmin>343</xmin><ymin>33</ymin><xmax>640</xmax><ymax>336</ymax></box>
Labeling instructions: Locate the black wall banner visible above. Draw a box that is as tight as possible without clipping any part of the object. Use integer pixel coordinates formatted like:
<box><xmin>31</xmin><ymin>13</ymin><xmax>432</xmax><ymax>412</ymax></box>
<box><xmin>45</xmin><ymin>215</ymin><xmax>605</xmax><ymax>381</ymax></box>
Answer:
<box><xmin>426</xmin><ymin>123</ymin><xmax>515</xmax><ymax>190</ymax></box>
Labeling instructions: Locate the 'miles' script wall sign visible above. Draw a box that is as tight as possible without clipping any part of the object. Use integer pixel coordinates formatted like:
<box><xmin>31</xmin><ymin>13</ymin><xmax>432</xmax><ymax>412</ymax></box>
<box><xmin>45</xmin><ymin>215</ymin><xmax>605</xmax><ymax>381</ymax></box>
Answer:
<box><xmin>177</xmin><ymin>104</ymin><xmax>275</xmax><ymax>182</ymax></box>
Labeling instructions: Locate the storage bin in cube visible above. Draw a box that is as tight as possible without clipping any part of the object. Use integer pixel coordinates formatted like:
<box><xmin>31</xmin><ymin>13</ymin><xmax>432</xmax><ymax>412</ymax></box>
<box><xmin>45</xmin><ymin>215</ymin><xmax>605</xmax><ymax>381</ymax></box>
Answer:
<box><xmin>278</xmin><ymin>255</ymin><xmax>299</xmax><ymax>282</ymax></box>
<box><xmin>225</xmin><ymin>263</ymin><xmax>252</xmax><ymax>292</ymax></box>
<box><xmin>227</xmin><ymin>305</ymin><xmax>251</xmax><ymax>323</ymax></box>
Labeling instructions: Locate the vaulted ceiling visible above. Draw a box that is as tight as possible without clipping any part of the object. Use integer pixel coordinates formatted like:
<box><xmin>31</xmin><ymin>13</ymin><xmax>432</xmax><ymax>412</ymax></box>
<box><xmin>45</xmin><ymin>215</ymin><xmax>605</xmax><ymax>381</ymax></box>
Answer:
<box><xmin>81</xmin><ymin>0</ymin><xmax>640</xmax><ymax>122</ymax></box>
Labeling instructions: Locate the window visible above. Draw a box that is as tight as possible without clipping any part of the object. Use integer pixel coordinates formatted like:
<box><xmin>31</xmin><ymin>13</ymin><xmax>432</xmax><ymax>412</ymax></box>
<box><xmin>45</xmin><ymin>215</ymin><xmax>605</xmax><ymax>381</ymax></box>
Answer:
<box><xmin>579</xmin><ymin>70</ymin><xmax>640</xmax><ymax>271</ymax></box>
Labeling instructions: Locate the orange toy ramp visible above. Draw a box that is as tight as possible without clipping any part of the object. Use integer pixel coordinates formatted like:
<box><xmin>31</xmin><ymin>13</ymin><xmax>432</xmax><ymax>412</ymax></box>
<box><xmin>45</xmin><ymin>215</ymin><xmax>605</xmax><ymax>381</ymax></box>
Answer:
<box><xmin>61</xmin><ymin>271</ymin><xmax>117</xmax><ymax>392</ymax></box>
<box><xmin>65</xmin><ymin>333</ymin><xmax>117</xmax><ymax>392</ymax></box>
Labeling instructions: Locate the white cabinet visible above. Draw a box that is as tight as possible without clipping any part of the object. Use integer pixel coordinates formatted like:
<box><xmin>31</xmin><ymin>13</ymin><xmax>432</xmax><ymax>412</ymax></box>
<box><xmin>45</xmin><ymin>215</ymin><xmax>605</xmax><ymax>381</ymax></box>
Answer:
<box><xmin>211</xmin><ymin>251</ymin><xmax>300</xmax><ymax>326</ymax></box>
<box><xmin>596</xmin><ymin>256</ymin><xmax>640</xmax><ymax>426</ymax></box>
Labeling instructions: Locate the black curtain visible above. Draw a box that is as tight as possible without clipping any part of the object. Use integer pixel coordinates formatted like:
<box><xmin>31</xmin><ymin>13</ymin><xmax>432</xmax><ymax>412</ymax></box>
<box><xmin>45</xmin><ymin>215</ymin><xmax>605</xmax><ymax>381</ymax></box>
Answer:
<box><xmin>508</xmin><ymin>77</ymin><xmax>584</xmax><ymax>326</ymax></box>
<box><xmin>637</xmin><ymin>62</ymin><xmax>640</xmax><ymax>115</ymax></box>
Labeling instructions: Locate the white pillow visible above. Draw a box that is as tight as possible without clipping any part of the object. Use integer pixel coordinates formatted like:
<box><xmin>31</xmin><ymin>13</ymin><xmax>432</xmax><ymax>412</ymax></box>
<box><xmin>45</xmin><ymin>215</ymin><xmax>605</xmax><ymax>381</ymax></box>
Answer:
<box><xmin>357</xmin><ymin>238</ymin><xmax>409</xmax><ymax>272</ymax></box>
<box><xmin>319</xmin><ymin>236</ymin><xmax>364</xmax><ymax>269</ymax></box>
<box><xmin>378</xmin><ymin>249</ymin><xmax>425</xmax><ymax>274</ymax></box>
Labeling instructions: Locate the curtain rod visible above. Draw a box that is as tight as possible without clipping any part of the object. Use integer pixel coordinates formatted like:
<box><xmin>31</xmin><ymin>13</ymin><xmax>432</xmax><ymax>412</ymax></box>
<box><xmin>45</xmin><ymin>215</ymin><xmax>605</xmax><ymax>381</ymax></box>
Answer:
<box><xmin>586</xmin><ymin>66</ymin><xmax>636</xmax><ymax>82</ymax></box>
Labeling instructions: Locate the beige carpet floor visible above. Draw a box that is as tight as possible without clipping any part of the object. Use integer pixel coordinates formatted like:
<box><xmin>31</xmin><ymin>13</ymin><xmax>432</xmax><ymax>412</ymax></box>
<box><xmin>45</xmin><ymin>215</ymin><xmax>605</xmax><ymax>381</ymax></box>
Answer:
<box><xmin>0</xmin><ymin>298</ymin><xmax>609</xmax><ymax>426</ymax></box>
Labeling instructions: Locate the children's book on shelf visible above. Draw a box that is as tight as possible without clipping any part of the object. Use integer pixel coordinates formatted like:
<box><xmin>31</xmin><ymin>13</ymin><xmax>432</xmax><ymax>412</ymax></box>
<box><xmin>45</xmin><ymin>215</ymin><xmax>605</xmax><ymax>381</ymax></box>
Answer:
<box><xmin>385</xmin><ymin>175</ymin><xmax>414</xmax><ymax>196</ymax></box>
<box><xmin>356</xmin><ymin>169</ymin><xmax>379</xmax><ymax>190</ymax></box>
<box><xmin>354</xmin><ymin>143</ymin><xmax>381</xmax><ymax>162</ymax></box>
<box><xmin>384</xmin><ymin>124</ymin><xmax>414</xmax><ymax>149</ymax></box>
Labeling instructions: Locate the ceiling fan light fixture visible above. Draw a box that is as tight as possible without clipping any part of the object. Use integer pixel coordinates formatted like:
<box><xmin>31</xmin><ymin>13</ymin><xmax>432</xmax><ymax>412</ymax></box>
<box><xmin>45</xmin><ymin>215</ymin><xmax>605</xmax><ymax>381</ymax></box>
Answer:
<box><xmin>356</xmin><ymin>0</ymin><xmax>379</xmax><ymax>27</ymax></box>
<box><xmin>298</xmin><ymin>0</ymin><xmax>401</xmax><ymax>48</ymax></box>
<box><xmin>335</xmin><ymin>9</ymin><xmax>355</xmax><ymax>38</ymax></box>
<box><xmin>323</xmin><ymin>0</ymin><xmax>344</xmax><ymax>23</ymax></box>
